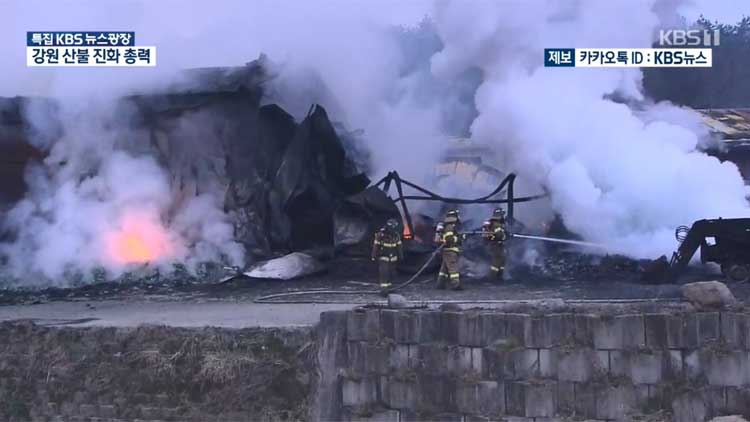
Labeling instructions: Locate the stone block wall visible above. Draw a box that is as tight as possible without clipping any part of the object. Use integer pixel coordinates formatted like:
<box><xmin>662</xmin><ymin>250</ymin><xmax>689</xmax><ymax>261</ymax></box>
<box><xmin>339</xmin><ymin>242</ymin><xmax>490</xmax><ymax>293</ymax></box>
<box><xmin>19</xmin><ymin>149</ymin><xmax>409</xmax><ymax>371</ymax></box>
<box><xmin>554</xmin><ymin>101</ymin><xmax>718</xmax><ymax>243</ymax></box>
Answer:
<box><xmin>318</xmin><ymin>307</ymin><xmax>750</xmax><ymax>422</ymax></box>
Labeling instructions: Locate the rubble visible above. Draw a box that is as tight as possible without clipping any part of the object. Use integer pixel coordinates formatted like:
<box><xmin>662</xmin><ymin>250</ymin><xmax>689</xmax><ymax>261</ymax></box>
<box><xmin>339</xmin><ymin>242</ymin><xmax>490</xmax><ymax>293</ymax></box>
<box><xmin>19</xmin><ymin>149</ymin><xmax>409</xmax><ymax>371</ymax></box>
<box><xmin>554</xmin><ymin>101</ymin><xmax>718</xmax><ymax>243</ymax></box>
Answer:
<box><xmin>333</xmin><ymin>186</ymin><xmax>400</xmax><ymax>254</ymax></box>
<box><xmin>681</xmin><ymin>280</ymin><xmax>738</xmax><ymax>310</ymax></box>
<box><xmin>243</xmin><ymin>252</ymin><xmax>325</xmax><ymax>280</ymax></box>
<box><xmin>387</xmin><ymin>293</ymin><xmax>409</xmax><ymax>308</ymax></box>
<box><xmin>513</xmin><ymin>250</ymin><xmax>642</xmax><ymax>282</ymax></box>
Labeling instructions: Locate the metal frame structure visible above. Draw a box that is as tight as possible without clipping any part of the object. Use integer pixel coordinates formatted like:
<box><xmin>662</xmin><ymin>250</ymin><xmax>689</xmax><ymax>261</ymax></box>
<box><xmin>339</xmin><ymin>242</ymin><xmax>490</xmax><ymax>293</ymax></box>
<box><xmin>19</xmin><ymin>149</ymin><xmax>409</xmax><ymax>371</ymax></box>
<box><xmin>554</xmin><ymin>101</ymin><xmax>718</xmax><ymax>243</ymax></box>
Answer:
<box><xmin>373</xmin><ymin>170</ymin><xmax>546</xmax><ymax>239</ymax></box>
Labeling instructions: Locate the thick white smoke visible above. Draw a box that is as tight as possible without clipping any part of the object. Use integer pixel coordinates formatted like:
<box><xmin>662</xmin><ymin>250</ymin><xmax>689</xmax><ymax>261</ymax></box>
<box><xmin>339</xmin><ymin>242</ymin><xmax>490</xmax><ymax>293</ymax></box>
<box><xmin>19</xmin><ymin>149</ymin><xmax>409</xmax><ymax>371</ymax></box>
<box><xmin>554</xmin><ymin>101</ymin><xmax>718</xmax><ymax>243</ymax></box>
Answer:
<box><xmin>1</xmin><ymin>99</ymin><xmax>244</xmax><ymax>283</ymax></box>
<box><xmin>428</xmin><ymin>0</ymin><xmax>750</xmax><ymax>258</ymax></box>
<box><xmin>1</xmin><ymin>0</ymin><xmax>749</xmax><ymax>285</ymax></box>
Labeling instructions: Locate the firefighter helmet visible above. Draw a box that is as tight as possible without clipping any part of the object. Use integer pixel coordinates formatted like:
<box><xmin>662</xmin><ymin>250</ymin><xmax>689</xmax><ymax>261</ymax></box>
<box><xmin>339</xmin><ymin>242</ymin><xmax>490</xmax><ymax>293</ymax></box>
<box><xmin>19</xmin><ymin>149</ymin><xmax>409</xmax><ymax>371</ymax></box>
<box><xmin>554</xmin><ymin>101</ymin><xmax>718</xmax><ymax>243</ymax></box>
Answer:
<box><xmin>386</xmin><ymin>218</ymin><xmax>399</xmax><ymax>229</ymax></box>
<box><xmin>491</xmin><ymin>207</ymin><xmax>506</xmax><ymax>221</ymax></box>
<box><xmin>445</xmin><ymin>209</ymin><xmax>460</xmax><ymax>223</ymax></box>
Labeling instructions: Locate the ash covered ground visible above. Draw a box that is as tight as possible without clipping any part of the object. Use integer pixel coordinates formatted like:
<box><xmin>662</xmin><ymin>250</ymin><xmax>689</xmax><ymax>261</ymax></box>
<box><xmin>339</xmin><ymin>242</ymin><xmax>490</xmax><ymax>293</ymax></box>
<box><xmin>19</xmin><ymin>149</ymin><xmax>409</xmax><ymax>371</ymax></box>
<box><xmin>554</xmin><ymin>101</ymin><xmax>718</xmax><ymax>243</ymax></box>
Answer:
<box><xmin>1</xmin><ymin>245</ymin><xmax>744</xmax><ymax>307</ymax></box>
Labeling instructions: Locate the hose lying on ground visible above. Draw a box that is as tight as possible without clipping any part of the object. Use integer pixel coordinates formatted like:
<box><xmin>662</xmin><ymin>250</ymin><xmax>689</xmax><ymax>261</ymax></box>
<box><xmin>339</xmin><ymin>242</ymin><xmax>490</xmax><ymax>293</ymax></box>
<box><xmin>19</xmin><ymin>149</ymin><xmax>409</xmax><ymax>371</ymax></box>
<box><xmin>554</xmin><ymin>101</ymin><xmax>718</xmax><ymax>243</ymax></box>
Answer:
<box><xmin>253</xmin><ymin>246</ymin><xmax>444</xmax><ymax>303</ymax></box>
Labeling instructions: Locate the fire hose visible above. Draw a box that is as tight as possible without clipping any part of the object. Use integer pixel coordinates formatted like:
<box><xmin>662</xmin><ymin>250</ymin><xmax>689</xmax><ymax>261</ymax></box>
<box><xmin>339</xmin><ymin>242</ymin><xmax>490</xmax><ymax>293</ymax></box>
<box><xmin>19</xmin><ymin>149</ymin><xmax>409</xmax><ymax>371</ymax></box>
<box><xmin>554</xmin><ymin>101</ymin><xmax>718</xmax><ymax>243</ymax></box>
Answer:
<box><xmin>252</xmin><ymin>233</ymin><xmax>610</xmax><ymax>304</ymax></box>
<box><xmin>253</xmin><ymin>245</ymin><xmax>444</xmax><ymax>303</ymax></box>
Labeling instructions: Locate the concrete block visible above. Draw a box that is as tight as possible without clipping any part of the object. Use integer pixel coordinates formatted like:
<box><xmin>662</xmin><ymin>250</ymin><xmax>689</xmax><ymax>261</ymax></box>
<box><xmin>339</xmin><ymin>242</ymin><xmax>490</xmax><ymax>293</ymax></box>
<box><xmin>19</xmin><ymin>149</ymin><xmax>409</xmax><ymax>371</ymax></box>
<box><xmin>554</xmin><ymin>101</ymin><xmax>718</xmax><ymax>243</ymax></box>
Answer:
<box><xmin>556</xmin><ymin>381</ymin><xmax>575</xmax><ymax>416</ymax></box>
<box><xmin>389</xmin><ymin>344</ymin><xmax>411</xmax><ymax>371</ymax></box>
<box><xmin>671</xmin><ymin>391</ymin><xmax>707</xmax><ymax>422</ymax></box>
<box><xmin>416</xmin><ymin>375</ymin><xmax>456</xmax><ymax>414</ymax></box>
<box><xmin>594</xmin><ymin>314</ymin><xmax>645</xmax><ymax>349</ymax></box>
<box><xmin>629</xmin><ymin>351</ymin><xmax>663</xmax><ymax>385</ymax></box>
<box><xmin>393</xmin><ymin>311</ymin><xmax>418</xmax><ymax>344</ymax></box>
<box><xmin>510</xmin><ymin>349</ymin><xmax>539</xmax><ymax>379</ymax></box>
<box><xmin>528</xmin><ymin>314</ymin><xmax>564</xmax><ymax>348</ymax></box>
<box><xmin>456</xmin><ymin>381</ymin><xmax>481</xmax><ymax>414</ymax></box>
<box><xmin>471</xmin><ymin>347</ymin><xmax>483</xmax><ymax>374</ymax></box>
<box><xmin>721</xmin><ymin>312</ymin><xmax>749</xmax><ymax>349</ymax></box>
<box><xmin>609</xmin><ymin>350</ymin><xmax>628</xmax><ymax>376</ymax></box>
<box><xmin>697</xmin><ymin>312</ymin><xmax>721</xmax><ymax>345</ymax></box>
<box><xmin>445</xmin><ymin>346</ymin><xmax>474</xmax><ymax>376</ymax></box>
<box><xmin>555</xmin><ymin>349</ymin><xmax>602</xmax><ymax>382</ymax></box>
<box><xmin>596</xmin><ymin>385</ymin><xmax>636</xmax><ymax>420</ymax></box>
<box><xmin>380</xmin><ymin>309</ymin><xmax>397</xmax><ymax>341</ymax></box>
<box><xmin>382</xmin><ymin>377</ymin><xmax>417</xmax><ymax>409</ymax></box>
<box><xmin>726</xmin><ymin>386</ymin><xmax>750</xmax><ymax>415</ymax></box>
<box><xmin>393</xmin><ymin>310</ymin><xmax>442</xmax><ymax>344</ymax></box>
<box><xmin>414</xmin><ymin>344</ymin><xmax>446</xmax><ymax>374</ymax></box>
<box><xmin>478</xmin><ymin>380</ymin><xmax>504</xmax><ymax>416</ymax></box>
<box><xmin>483</xmin><ymin>347</ymin><xmax>514</xmax><ymax>380</ymax></box>
<box><xmin>684</xmin><ymin>350</ymin><xmax>701</xmax><ymax>380</ymax></box>
<box><xmin>573</xmin><ymin>314</ymin><xmax>597</xmax><ymax>347</ymax></box>
<box><xmin>416</xmin><ymin>311</ymin><xmax>442</xmax><ymax>343</ymax></box>
<box><xmin>574</xmin><ymin>383</ymin><xmax>598</xmax><ymax>419</ymax></box>
<box><xmin>644</xmin><ymin>314</ymin><xmax>668</xmax><ymax>348</ymax></box>
<box><xmin>526</xmin><ymin>383</ymin><xmax>556</xmax><ymax>418</ymax></box>
<box><xmin>704</xmin><ymin>350</ymin><xmax>748</xmax><ymax>386</ymax></box>
<box><xmin>634</xmin><ymin>384</ymin><xmax>650</xmax><ymax>409</ymax></box>
<box><xmin>595</xmin><ymin>349</ymin><xmax>609</xmax><ymax>373</ymax></box>
<box><xmin>343</xmin><ymin>377</ymin><xmax>378</xmax><ymax>407</ymax></box>
<box><xmin>482</xmin><ymin>312</ymin><xmax>507</xmax><ymax>346</ymax></box>
<box><xmin>459</xmin><ymin>311</ymin><xmax>485</xmax><ymax>347</ymax></box>
<box><xmin>456</xmin><ymin>380</ymin><xmax>503</xmax><ymax>416</ymax></box>
<box><xmin>705</xmin><ymin>386</ymin><xmax>727</xmax><ymax>416</ymax></box>
<box><xmin>665</xmin><ymin>313</ymin><xmax>697</xmax><ymax>348</ymax></box>
<box><xmin>348</xmin><ymin>309</ymin><xmax>380</xmax><ymax>342</ymax></box>
<box><xmin>441</xmin><ymin>311</ymin><xmax>461</xmax><ymax>344</ymax></box>
<box><xmin>620</xmin><ymin>314</ymin><xmax>646</xmax><ymax>348</ymax></box>
<box><xmin>538</xmin><ymin>348</ymin><xmax>557</xmax><ymax>378</ymax></box>
<box><xmin>505</xmin><ymin>314</ymin><xmax>532</xmax><ymax>347</ymax></box>
<box><xmin>664</xmin><ymin>349</ymin><xmax>684</xmax><ymax>381</ymax></box>
<box><xmin>348</xmin><ymin>341</ymin><xmax>367</xmax><ymax>376</ymax></box>
<box><xmin>506</xmin><ymin>382</ymin><xmax>556</xmax><ymax>418</ymax></box>
<box><xmin>349</xmin><ymin>341</ymin><xmax>387</xmax><ymax>375</ymax></box>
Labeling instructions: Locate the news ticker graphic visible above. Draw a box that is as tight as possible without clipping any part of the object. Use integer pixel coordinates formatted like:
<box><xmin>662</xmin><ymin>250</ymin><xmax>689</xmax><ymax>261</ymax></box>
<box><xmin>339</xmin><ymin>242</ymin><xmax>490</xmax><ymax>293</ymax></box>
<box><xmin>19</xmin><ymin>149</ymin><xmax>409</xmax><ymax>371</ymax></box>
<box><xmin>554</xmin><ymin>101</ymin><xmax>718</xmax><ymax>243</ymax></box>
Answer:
<box><xmin>27</xmin><ymin>32</ymin><xmax>156</xmax><ymax>67</ymax></box>
<box><xmin>544</xmin><ymin>48</ymin><xmax>712</xmax><ymax>68</ymax></box>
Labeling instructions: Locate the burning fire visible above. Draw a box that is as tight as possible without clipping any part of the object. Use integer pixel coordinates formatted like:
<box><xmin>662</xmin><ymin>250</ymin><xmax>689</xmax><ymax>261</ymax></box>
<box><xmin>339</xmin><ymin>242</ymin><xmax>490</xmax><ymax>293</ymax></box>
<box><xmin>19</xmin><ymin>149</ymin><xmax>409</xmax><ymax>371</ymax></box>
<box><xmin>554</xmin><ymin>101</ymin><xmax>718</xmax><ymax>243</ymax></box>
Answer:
<box><xmin>403</xmin><ymin>222</ymin><xmax>413</xmax><ymax>240</ymax></box>
<box><xmin>105</xmin><ymin>212</ymin><xmax>172</xmax><ymax>264</ymax></box>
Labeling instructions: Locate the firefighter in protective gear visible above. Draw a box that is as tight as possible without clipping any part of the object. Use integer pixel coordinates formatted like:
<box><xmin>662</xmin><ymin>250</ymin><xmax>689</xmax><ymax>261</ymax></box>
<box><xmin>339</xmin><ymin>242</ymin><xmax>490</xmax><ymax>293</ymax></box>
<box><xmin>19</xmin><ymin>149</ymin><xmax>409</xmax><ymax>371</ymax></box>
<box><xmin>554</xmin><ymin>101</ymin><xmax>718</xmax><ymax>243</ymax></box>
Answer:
<box><xmin>436</xmin><ymin>209</ymin><xmax>463</xmax><ymax>290</ymax></box>
<box><xmin>482</xmin><ymin>207</ymin><xmax>508</xmax><ymax>281</ymax></box>
<box><xmin>372</xmin><ymin>218</ymin><xmax>403</xmax><ymax>290</ymax></box>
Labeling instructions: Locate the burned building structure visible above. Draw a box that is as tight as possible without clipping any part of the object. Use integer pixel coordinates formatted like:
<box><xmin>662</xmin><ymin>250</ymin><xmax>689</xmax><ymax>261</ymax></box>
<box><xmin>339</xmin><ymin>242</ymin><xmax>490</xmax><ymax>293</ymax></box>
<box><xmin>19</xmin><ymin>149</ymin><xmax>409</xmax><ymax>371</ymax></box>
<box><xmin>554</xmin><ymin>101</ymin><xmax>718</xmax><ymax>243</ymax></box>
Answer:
<box><xmin>0</xmin><ymin>59</ymin><xmax>402</xmax><ymax>275</ymax></box>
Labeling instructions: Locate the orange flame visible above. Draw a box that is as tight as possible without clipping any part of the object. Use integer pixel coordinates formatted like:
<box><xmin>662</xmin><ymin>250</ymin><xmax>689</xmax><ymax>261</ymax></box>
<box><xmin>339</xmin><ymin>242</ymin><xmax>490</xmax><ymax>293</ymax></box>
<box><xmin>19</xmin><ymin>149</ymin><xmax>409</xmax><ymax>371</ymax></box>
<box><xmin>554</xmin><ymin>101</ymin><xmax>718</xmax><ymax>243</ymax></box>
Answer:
<box><xmin>106</xmin><ymin>213</ymin><xmax>172</xmax><ymax>264</ymax></box>
<box><xmin>402</xmin><ymin>220</ymin><xmax>412</xmax><ymax>240</ymax></box>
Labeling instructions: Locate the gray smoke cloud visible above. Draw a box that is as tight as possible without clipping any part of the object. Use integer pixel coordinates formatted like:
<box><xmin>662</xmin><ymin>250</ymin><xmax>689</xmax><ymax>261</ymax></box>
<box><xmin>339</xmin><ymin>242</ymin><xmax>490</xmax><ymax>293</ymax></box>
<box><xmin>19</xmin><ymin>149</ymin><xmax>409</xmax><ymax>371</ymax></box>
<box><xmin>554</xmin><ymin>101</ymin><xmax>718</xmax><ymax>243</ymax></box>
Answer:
<box><xmin>1</xmin><ymin>0</ymin><xmax>749</xmax><ymax>285</ymax></box>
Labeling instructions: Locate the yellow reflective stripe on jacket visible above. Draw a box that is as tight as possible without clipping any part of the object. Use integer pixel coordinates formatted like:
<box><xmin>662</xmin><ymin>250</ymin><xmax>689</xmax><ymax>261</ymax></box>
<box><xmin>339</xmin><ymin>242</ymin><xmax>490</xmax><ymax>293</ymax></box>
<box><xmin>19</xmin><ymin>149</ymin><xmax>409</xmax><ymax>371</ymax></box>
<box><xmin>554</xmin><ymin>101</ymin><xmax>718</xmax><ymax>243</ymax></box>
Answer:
<box><xmin>378</xmin><ymin>256</ymin><xmax>399</xmax><ymax>262</ymax></box>
<box><xmin>444</xmin><ymin>247</ymin><xmax>460</xmax><ymax>253</ymax></box>
<box><xmin>381</xmin><ymin>242</ymin><xmax>399</xmax><ymax>247</ymax></box>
